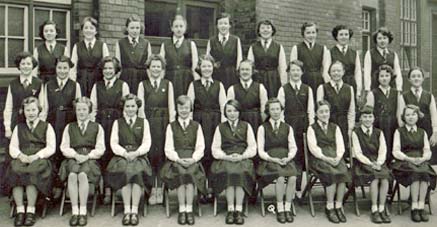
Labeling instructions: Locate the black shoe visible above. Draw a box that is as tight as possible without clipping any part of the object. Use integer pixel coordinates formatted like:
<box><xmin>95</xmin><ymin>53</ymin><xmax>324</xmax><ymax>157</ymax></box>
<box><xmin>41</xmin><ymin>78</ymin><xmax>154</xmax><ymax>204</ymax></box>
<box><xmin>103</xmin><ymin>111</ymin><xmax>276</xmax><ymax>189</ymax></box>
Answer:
<box><xmin>379</xmin><ymin>211</ymin><xmax>391</xmax><ymax>223</ymax></box>
<box><xmin>285</xmin><ymin>211</ymin><xmax>294</xmax><ymax>223</ymax></box>
<box><xmin>178</xmin><ymin>212</ymin><xmax>186</xmax><ymax>225</ymax></box>
<box><xmin>234</xmin><ymin>211</ymin><xmax>244</xmax><ymax>225</ymax></box>
<box><xmin>69</xmin><ymin>215</ymin><xmax>79</xmax><ymax>226</ymax></box>
<box><xmin>130</xmin><ymin>213</ymin><xmax>139</xmax><ymax>226</ymax></box>
<box><xmin>14</xmin><ymin>213</ymin><xmax>25</xmax><ymax>226</ymax></box>
<box><xmin>23</xmin><ymin>213</ymin><xmax>36</xmax><ymax>226</ymax></box>
<box><xmin>325</xmin><ymin>208</ymin><xmax>339</xmax><ymax>223</ymax></box>
<box><xmin>371</xmin><ymin>212</ymin><xmax>382</xmax><ymax>224</ymax></box>
<box><xmin>335</xmin><ymin>208</ymin><xmax>347</xmax><ymax>223</ymax></box>
<box><xmin>419</xmin><ymin>209</ymin><xmax>429</xmax><ymax>222</ymax></box>
<box><xmin>411</xmin><ymin>209</ymin><xmax>421</xmax><ymax>222</ymax></box>
<box><xmin>186</xmin><ymin>212</ymin><xmax>195</xmax><ymax>225</ymax></box>
<box><xmin>122</xmin><ymin>214</ymin><xmax>130</xmax><ymax>226</ymax></box>
<box><xmin>225</xmin><ymin>211</ymin><xmax>234</xmax><ymax>224</ymax></box>
<box><xmin>78</xmin><ymin>215</ymin><xmax>87</xmax><ymax>226</ymax></box>
<box><xmin>276</xmin><ymin>212</ymin><xmax>286</xmax><ymax>223</ymax></box>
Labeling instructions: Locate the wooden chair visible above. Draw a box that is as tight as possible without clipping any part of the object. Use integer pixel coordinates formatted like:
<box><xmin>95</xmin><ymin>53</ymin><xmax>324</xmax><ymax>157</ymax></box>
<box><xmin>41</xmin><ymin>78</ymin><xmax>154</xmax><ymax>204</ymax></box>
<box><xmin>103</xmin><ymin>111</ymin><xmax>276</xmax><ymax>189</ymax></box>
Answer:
<box><xmin>389</xmin><ymin>181</ymin><xmax>433</xmax><ymax>215</ymax></box>
<box><xmin>10</xmin><ymin>194</ymin><xmax>49</xmax><ymax>218</ymax></box>
<box><xmin>59</xmin><ymin>178</ymin><xmax>101</xmax><ymax>217</ymax></box>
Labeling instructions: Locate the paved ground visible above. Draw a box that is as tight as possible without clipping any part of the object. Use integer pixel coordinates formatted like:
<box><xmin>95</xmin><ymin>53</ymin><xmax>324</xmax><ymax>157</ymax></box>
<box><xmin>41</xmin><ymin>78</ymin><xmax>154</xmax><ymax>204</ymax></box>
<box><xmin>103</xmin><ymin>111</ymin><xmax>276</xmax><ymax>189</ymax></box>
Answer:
<box><xmin>0</xmin><ymin>184</ymin><xmax>435</xmax><ymax>227</ymax></box>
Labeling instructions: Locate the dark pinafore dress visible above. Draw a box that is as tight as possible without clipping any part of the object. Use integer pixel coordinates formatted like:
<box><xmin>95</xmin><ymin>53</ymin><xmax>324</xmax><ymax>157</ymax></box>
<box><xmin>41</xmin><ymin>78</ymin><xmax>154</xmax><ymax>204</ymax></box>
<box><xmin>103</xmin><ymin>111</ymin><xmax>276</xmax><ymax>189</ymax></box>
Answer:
<box><xmin>192</xmin><ymin>80</ymin><xmax>222</xmax><ymax>174</ymax></box>
<box><xmin>5</xmin><ymin>122</ymin><xmax>53</xmax><ymax>195</ymax></box>
<box><xmin>105</xmin><ymin>118</ymin><xmax>153</xmax><ymax>191</ymax></box>
<box><xmin>95</xmin><ymin>79</ymin><xmax>124</xmax><ymax>169</ymax></box>
<box><xmin>141</xmin><ymin>79</ymin><xmax>170</xmax><ymax>174</ymax></box>
<box><xmin>373</xmin><ymin>87</ymin><xmax>398</xmax><ymax>163</ymax></box>
<box><xmin>59</xmin><ymin>122</ymin><xmax>102</xmax><ymax>185</ymax></box>
<box><xmin>46</xmin><ymin>79</ymin><xmax>77</xmax><ymax>168</ymax></box>
<box><xmin>256</xmin><ymin>122</ymin><xmax>299</xmax><ymax>188</ymax></box>
<box><xmin>308</xmin><ymin>122</ymin><xmax>351</xmax><ymax>186</ymax></box>
<box><xmin>118</xmin><ymin>37</ymin><xmax>150</xmax><ymax>94</ymax></box>
<box><xmin>36</xmin><ymin>43</ymin><xmax>67</xmax><ymax>83</ymax></box>
<box><xmin>391</xmin><ymin>127</ymin><xmax>436</xmax><ymax>189</ymax></box>
<box><xmin>209</xmin><ymin>35</ymin><xmax>239</xmax><ymax>90</ymax></box>
<box><xmin>330</xmin><ymin>46</ymin><xmax>358</xmax><ymax>92</ymax></box>
<box><xmin>163</xmin><ymin>38</ymin><xmax>194</xmax><ymax>100</ymax></box>
<box><xmin>76</xmin><ymin>40</ymin><xmax>104</xmax><ymax>96</ymax></box>
<box><xmin>160</xmin><ymin>121</ymin><xmax>206</xmax><ymax>194</ymax></box>
<box><xmin>297</xmin><ymin>42</ymin><xmax>324</xmax><ymax>94</ymax></box>
<box><xmin>251</xmin><ymin>40</ymin><xmax>282</xmax><ymax>98</ymax></box>
<box><xmin>233</xmin><ymin>82</ymin><xmax>263</xmax><ymax>133</ymax></box>
<box><xmin>210</xmin><ymin>121</ymin><xmax>255</xmax><ymax>195</ymax></box>
<box><xmin>369</xmin><ymin>48</ymin><xmax>397</xmax><ymax>90</ymax></box>
<box><xmin>352</xmin><ymin>127</ymin><xmax>391</xmax><ymax>186</ymax></box>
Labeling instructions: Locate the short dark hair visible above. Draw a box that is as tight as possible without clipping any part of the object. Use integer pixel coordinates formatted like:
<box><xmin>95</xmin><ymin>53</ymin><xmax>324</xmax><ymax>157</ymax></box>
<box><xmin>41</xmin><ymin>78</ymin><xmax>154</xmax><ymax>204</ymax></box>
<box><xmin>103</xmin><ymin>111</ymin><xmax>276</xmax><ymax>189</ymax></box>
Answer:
<box><xmin>328</xmin><ymin>60</ymin><xmax>345</xmax><ymax>73</ymax></box>
<box><xmin>376</xmin><ymin>64</ymin><xmax>395</xmax><ymax>81</ymax></box>
<box><xmin>15</xmin><ymin>52</ymin><xmax>38</xmax><ymax>69</ymax></box>
<box><xmin>195</xmin><ymin>54</ymin><xmax>216</xmax><ymax>75</ymax></box>
<box><xmin>316</xmin><ymin>100</ymin><xmax>331</xmax><ymax>111</ymax></box>
<box><xmin>224</xmin><ymin>99</ymin><xmax>241</xmax><ymax>118</ymax></box>
<box><xmin>39</xmin><ymin>20</ymin><xmax>60</xmax><ymax>40</ymax></box>
<box><xmin>301</xmin><ymin>22</ymin><xmax>318</xmax><ymax>37</ymax></box>
<box><xmin>264</xmin><ymin>98</ymin><xmax>283</xmax><ymax>116</ymax></box>
<box><xmin>146</xmin><ymin>54</ymin><xmax>166</xmax><ymax>70</ymax></box>
<box><xmin>257</xmin><ymin>19</ymin><xmax>276</xmax><ymax>37</ymax></box>
<box><xmin>81</xmin><ymin>16</ymin><xmax>98</xmax><ymax>30</ymax></box>
<box><xmin>401</xmin><ymin>104</ymin><xmax>424</xmax><ymax>122</ymax></box>
<box><xmin>331</xmin><ymin>24</ymin><xmax>353</xmax><ymax>41</ymax></box>
<box><xmin>21</xmin><ymin>96</ymin><xmax>42</xmax><ymax>113</ymax></box>
<box><xmin>176</xmin><ymin>95</ymin><xmax>193</xmax><ymax>111</ymax></box>
<box><xmin>372</xmin><ymin>27</ymin><xmax>394</xmax><ymax>44</ymax></box>
<box><xmin>287</xmin><ymin>59</ymin><xmax>304</xmax><ymax>72</ymax></box>
<box><xmin>124</xmin><ymin>14</ymin><xmax>144</xmax><ymax>35</ymax></box>
<box><xmin>55</xmin><ymin>56</ymin><xmax>74</xmax><ymax>68</ymax></box>
<box><xmin>407</xmin><ymin>67</ymin><xmax>425</xmax><ymax>79</ymax></box>
<box><xmin>216</xmin><ymin>12</ymin><xmax>232</xmax><ymax>25</ymax></box>
<box><xmin>121</xmin><ymin>94</ymin><xmax>142</xmax><ymax>109</ymax></box>
<box><xmin>99</xmin><ymin>56</ymin><xmax>121</xmax><ymax>74</ymax></box>
<box><xmin>237</xmin><ymin>59</ymin><xmax>255</xmax><ymax>75</ymax></box>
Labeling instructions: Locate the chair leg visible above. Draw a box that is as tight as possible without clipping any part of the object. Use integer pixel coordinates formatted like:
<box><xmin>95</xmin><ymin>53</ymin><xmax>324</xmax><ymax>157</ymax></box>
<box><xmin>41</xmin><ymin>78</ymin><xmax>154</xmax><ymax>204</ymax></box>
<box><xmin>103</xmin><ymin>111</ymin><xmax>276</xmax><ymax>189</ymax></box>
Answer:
<box><xmin>10</xmin><ymin>201</ymin><xmax>16</xmax><ymax>218</ymax></box>
<box><xmin>305</xmin><ymin>176</ymin><xmax>316</xmax><ymax>217</ymax></box>
<box><xmin>213</xmin><ymin>196</ymin><xmax>218</xmax><ymax>216</ymax></box>
<box><xmin>427</xmin><ymin>188</ymin><xmax>432</xmax><ymax>215</ymax></box>
<box><xmin>291</xmin><ymin>200</ymin><xmax>296</xmax><ymax>216</ymax></box>
<box><xmin>260</xmin><ymin>189</ymin><xmax>265</xmax><ymax>217</ymax></box>
<box><xmin>142</xmin><ymin>190</ymin><xmax>147</xmax><ymax>217</ymax></box>
<box><xmin>395</xmin><ymin>184</ymin><xmax>402</xmax><ymax>215</ymax></box>
<box><xmin>41</xmin><ymin>199</ymin><xmax>48</xmax><ymax>218</ymax></box>
<box><xmin>111</xmin><ymin>192</ymin><xmax>116</xmax><ymax>217</ymax></box>
<box><xmin>352</xmin><ymin>185</ymin><xmax>360</xmax><ymax>216</ymax></box>
<box><xmin>244</xmin><ymin>195</ymin><xmax>249</xmax><ymax>217</ymax></box>
<box><xmin>59</xmin><ymin>188</ymin><xmax>66</xmax><ymax>216</ymax></box>
<box><xmin>165</xmin><ymin>188</ymin><xmax>170</xmax><ymax>217</ymax></box>
<box><xmin>91</xmin><ymin>190</ymin><xmax>97</xmax><ymax>217</ymax></box>
<box><xmin>360</xmin><ymin>186</ymin><xmax>366</xmax><ymax>199</ymax></box>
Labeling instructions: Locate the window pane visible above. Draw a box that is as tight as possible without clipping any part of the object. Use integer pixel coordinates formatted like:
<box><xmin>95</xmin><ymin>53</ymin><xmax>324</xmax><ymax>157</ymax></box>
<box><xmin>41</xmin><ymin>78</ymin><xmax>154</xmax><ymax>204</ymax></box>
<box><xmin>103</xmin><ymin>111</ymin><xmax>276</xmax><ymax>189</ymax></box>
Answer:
<box><xmin>8</xmin><ymin>39</ymin><xmax>24</xmax><ymax>66</ymax></box>
<box><xmin>8</xmin><ymin>7</ymin><xmax>24</xmax><ymax>36</ymax></box>
<box><xmin>0</xmin><ymin>38</ymin><xmax>5</xmax><ymax>67</ymax></box>
<box><xmin>362</xmin><ymin>35</ymin><xmax>369</xmax><ymax>54</ymax></box>
<box><xmin>53</xmin><ymin>11</ymin><xmax>67</xmax><ymax>39</ymax></box>
<box><xmin>0</xmin><ymin>6</ymin><xmax>5</xmax><ymax>36</ymax></box>
<box><xmin>145</xmin><ymin>2</ymin><xmax>175</xmax><ymax>37</ymax></box>
<box><xmin>34</xmin><ymin>9</ymin><xmax>50</xmax><ymax>38</ymax></box>
<box><xmin>186</xmin><ymin>5</ymin><xmax>214</xmax><ymax>39</ymax></box>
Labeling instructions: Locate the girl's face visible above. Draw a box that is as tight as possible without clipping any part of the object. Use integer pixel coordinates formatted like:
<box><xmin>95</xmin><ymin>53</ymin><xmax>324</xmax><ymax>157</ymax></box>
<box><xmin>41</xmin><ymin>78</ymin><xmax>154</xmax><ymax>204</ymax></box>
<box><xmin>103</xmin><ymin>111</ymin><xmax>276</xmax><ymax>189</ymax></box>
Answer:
<box><xmin>376</xmin><ymin>33</ymin><xmax>389</xmax><ymax>49</ymax></box>
<box><xmin>378</xmin><ymin>70</ymin><xmax>392</xmax><ymax>87</ymax></box>
<box><xmin>217</xmin><ymin>17</ymin><xmax>231</xmax><ymax>35</ymax></box>
<box><xmin>408</xmin><ymin>69</ymin><xmax>424</xmax><ymax>88</ymax></box>
<box><xmin>316</xmin><ymin>104</ymin><xmax>330</xmax><ymax>123</ymax></box>
<box><xmin>259</xmin><ymin>24</ymin><xmax>273</xmax><ymax>40</ymax></box>
<box><xmin>303</xmin><ymin>25</ymin><xmax>317</xmax><ymax>43</ymax></box>
<box><xmin>124</xmin><ymin>99</ymin><xmax>138</xmax><ymax>118</ymax></box>
<box><xmin>268</xmin><ymin>102</ymin><xmax>282</xmax><ymax>121</ymax></box>
<box><xmin>171</xmin><ymin>19</ymin><xmax>186</xmax><ymax>38</ymax></box>
<box><xmin>336</xmin><ymin>29</ymin><xmax>350</xmax><ymax>46</ymax></box>
<box><xmin>360</xmin><ymin>113</ymin><xmax>374</xmax><ymax>128</ymax></box>
<box><xmin>43</xmin><ymin>24</ymin><xmax>57</xmax><ymax>42</ymax></box>
<box><xmin>177</xmin><ymin>102</ymin><xmax>191</xmax><ymax>120</ymax></box>
<box><xmin>225</xmin><ymin>104</ymin><xmax>239</xmax><ymax>121</ymax></box>
<box><xmin>82</xmin><ymin>21</ymin><xmax>97</xmax><ymax>40</ymax></box>
<box><xmin>56</xmin><ymin>62</ymin><xmax>70</xmax><ymax>80</ymax></box>
<box><xmin>239</xmin><ymin>62</ymin><xmax>253</xmax><ymax>81</ymax></box>
<box><xmin>24</xmin><ymin>102</ymin><xmax>39</xmax><ymax>122</ymax></box>
<box><xmin>75</xmin><ymin>103</ymin><xmax>90</xmax><ymax>122</ymax></box>
<box><xmin>127</xmin><ymin>21</ymin><xmax>141</xmax><ymax>38</ymax></box>
<box><xmin>200</xmin><ymin>60</ymin><xmax>214</xmax><ymax>79</ymax></box>
<box><xmin>404</xmin><ymin>108</ymin><xmax>418</xmax><ymax>126</ymax></box>
<box><xmin>288</xmin><ymin>64</ymin><xmax>303</xmax><ymax>82</ymax></box>
<box><xmin>329</xmin><ymin>63</ymin><xmax>345</xmax><ymax>82</ymax></box>
<box><xmin>149</xmin><ymin>60</ymin><xmax>163</xmax><ymax>79</ymax></box>
<box><xmin>19</xmin><ymin>57</ymin><xmax>34</xmax><ymax>76</ymax></box>
<box><xmin>103</xmin><ymin>61</ymin><xmax>116</xmax><ymax>80</ymax></box>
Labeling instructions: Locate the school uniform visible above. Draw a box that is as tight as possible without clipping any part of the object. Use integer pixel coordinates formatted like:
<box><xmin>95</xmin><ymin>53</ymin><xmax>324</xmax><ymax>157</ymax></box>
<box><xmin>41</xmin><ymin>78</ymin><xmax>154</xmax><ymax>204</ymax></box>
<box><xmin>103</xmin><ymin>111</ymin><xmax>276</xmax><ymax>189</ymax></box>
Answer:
<box><xmin>247</xmin><ymin>39</ymin><xmax>287</xmax><ymax>98</ymax></box>
<box><xmin>290</xmin><ymin>41</ymin><xmax>330</xmax><ymax>94</ymax></box>
<box><xmin>391</xmin><ymin>126</ymin><xmax>436</xmax><ymax>189</ymax></box>
<box><xmin>352</xmin><ymin>126</ymin><xmax>391</xmax><ymax>186</ymax></box>
<box><xmin>160</xmin><ymin>37</ymin><xmax>198</xmax><ymax>100</ymax></box>
<box><xmin>59</xmin><ymin>121</ymin><xmax>105</xmax><ymax>185</ymax></box>
<box><xmin>71</xmin><ymin>38</ymin><xmax>110</xmax><ymax>96</ymax></box>
<box><xmin>207</xmin><ymin>33</ymin><xmax>243</xmax><ymax>90</ymax></box>
<box><xmin>160</xmin><ymin>119</ymin><xmax>207</xmax><ymax>194</ymax></box>
<box><xmin>256</xmin><ymin>120</ymin><xmax>299</xmax><ymax>188</ymax></box>
<box><xmin>278</xmin><ymin>81</ymin><xmax>315</xmax><ymax>170</ymax></box>
<box><xmin>115</xmin><ymin>36</ymin><xmax>151</xmax><ymax>94</ymax></box>
<box><xmin>105</xmin><ymin>116</ymin><xmax>153</xmax><ymax>191</ymax></box>
<box><xmin>90</xmin><ymin>77</ymin><xmax>129</xmax><ymax>169</ymax></box>
<box><xmin>3</xmin><ymin>76</ymin><xmax>44</xmax><ymax>135</ymax></box>
<box><xmin>210</xmin><ymin>120</ymin><xmax>257</xmax><ymax>195</ymax></box>
<box><xmin>363</xmin><ymin>47</ymin><xmax>402</xmax><ymax>91</ymax></box>
<box><xmin>330</xmin><ymin>44</ymin><xmax>362</xmax><ymax>94</ymax></box>
<box><xmin>187</xmin><ymin>78</ymin><xmax>226</xmax><ymax>174</ymax></box>
<box><xmin>227</xmin><ymin>79</ymin><xmax>268</xmax><ymax>133</ymax></box>
<box><xmin>306</xmin><ymin>121</ymin><xmax>351</xmax><ymax>186</ymax></box>
<box><xmin>33</xmin><ymin>42</ymin><xmax>69</xmax><ymax>83</ymax></box>
<box><xmin>138</xmin><ymin>78</ymin><xmax>175</xmax><ymax>175</ymax></box>
<box><xmin>5</xmin><ymin>120</ymin><xmax>55</xmax><ymax>195</ymax></box>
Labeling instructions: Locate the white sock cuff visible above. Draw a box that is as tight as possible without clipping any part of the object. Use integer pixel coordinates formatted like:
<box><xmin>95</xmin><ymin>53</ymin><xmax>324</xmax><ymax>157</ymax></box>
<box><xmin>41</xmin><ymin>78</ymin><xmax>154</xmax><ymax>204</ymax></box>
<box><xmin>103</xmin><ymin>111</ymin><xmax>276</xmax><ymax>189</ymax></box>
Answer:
<box><xmin>235</xmin><ymin>205</ymin><xmax>243</xmax><ymax>212</ymax></box>
<box><xmin>72</xmin><ymin>206</ymin><xmax>79</xmax><ymax>215</ymax></box>
<box><xmin>26</xmin><ymin>206</ymin><xmax>36</xmax><ymax>214</ymax></box>
<box><xmin>227</xmin><ymin>205</ymin><xmax>235</xmax><ymax>211</ymax></box>
<box><xmin>179</xmin><ymin>205</ymin><xmax>187</xmax><ymax>213</ymax></box>
<box><xmin>17</xmin><ymin>206</ymin><xmax>25</xmax><ymax>213</ymax></box>
<box><xmin>79</xmin><ymin>206</ymin><xmax>87</xmax><ymax>215</ymax></box>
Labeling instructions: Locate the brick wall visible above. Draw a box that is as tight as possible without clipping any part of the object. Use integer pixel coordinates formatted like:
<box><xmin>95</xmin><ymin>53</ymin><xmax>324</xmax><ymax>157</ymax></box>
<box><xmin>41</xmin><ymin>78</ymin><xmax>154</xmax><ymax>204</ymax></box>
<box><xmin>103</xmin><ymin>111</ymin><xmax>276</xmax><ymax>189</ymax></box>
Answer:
<box><xmin>72</xmin><ymin>0</ymin><xmax>95</xmax><ymax>44</ymax></box>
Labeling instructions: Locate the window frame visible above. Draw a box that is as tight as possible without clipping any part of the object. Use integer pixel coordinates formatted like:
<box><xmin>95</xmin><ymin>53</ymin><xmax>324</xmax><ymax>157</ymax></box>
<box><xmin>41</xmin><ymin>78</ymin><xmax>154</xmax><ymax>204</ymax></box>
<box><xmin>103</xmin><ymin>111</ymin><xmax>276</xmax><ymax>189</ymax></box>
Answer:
<box><xmin>400</xmin><ymin>0</ymin><xmax>418</xmax><ymax>70</ymax></box>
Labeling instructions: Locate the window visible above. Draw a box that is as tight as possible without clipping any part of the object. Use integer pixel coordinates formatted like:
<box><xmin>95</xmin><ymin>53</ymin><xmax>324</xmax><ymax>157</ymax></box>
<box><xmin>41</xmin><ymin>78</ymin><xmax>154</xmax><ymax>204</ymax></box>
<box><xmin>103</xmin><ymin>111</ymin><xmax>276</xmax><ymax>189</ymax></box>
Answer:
<box><xmin>400</xmin><ymin>0</ymin><xmax>418</xmax><ymax>70</ymax></box>
<box><xmin>145</xmin><ymin>0</ymin><xmax>217</xmax><ymax>40</ymax></box>
<box><xmin>33</xmin><ymin>7</ymin><xmax>70</xmax><ymax>50</ymax></box>
<box><xmin>361</xmin><ymin>10</ymin><xmax>372</xmax><ymax>54</ymax></box>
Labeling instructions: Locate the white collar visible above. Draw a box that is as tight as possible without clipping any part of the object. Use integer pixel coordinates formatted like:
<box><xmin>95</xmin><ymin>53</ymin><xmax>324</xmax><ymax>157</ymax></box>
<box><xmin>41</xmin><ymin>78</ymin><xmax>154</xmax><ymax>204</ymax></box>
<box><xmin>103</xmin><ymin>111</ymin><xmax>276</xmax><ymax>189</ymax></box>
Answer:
<box><xmin>124</xmin><ymin>114</ymin><xmax>137</xmax><ymax>123</ymax></box>
<box><xmin>269</xmin><ymin>118</ymin><xmax>282</xmax><ymax>126</ymax></box>
<box><xmin>149</xmin><ymin>77</ymin><xmax>161</xmax><ymax>84</ymax></box>
<box><xmin>289</xmin><ymin>80</ymin><xmax>302</xmax><ymax>89</ymax></box>
<box><xmin>104</xmin><ymin>77</ymin><xmax>116</xmax><ymax>86</ymax></box>
<box><xmin>330</xmin><ymin>80</ymin><xmax>343</xmax><ymax>88</ymax></box>
<box><xmin>19</xmin><ymin>75</ymin><xmax>32</xmax><ymax>85</ymax></box>
<box><xmin>304</xmin><ymin>40</ymin><xmax>314</xmax><ymax>49</ymax></box>
<box><xmin>376</xmin><ymin>46</ymin><xmax>389</xmax><ymax>55</ymax></box>
<box><xmin>173</xmin><ymin>36</ymin><xmax>184</xmax><ymax>44</ymax></box>
<box><xmin>260</xmin><ymin>38</ymin><xmax>272</xmax><ymax>46</ymax></box>
<box><xmin>219</xmin><ymin>33</ymin><xmax>230</xmax><ymax>41</ymax></box>
<box><xmin>317</xmin><ymin>120</ymin><xmax>328</xmax><ymax>128</ymax></box>
<box><xmin>27</xmin><ymin>119</ymin><xmax>39</xmax><ymax>127</ymax></box>
<box><xmin>201</xmin><ymin>77</ymin><xmax>213</xmax><ymax>85</ymax></box>
<box><xmin>228</xmin><ymin>119</ymin><xmax>239</xmax><ymax>127</ymax></box>
<box><xmin>361</xmin><ymin>125</ymin><xmax>373</xmax><ymax>133</ymax></box>
<box><xmin>405</xmin><ymin>124</ymin><xmax>417</xmax><ymax>132</ymax></box>
<box><xmin>78</xmin><ymin>119</ymin><xmax>90</xmax><ymax>127</ymax></box>
<box><xmin>129</xmin><ymin>36</ymin><xmax>139</xmax><ymax>44</ymax></box>
<box><xmin>379</xmin><ymin>85</ymin><xmax>390</xmax><ymax>93</ymax></box>
<box><xmin>84</xmin><ymin>38</ymin><xmax>96</xmax><ymax>47</ymax></box>
<box><xmin>57</xmin><ymin>77</ymin><xmax>69</xmax><ymax>86</ymax></box>
<box><xmin>45</xmin><ymin>41</ymin><xmax>57</xmax><ymax>50</ymax></box>
<box><xmin>240</xmin><ymin>79</ymin><xmax>253</xmax><ymax>87</ymax></box>
<box><xmin>336</xmin><ymin>44</ymin><xmax>348</xmax><ymax>52</ymax></box>
<box><xmin>178</xmin><ymin>117</ymin><xmax>190</xmax><ymax>127</ymax></box>
<box><xmin>411</xmin><ymin>86</ymin><xmax>422</xmax><ymax>94</ymax></box>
